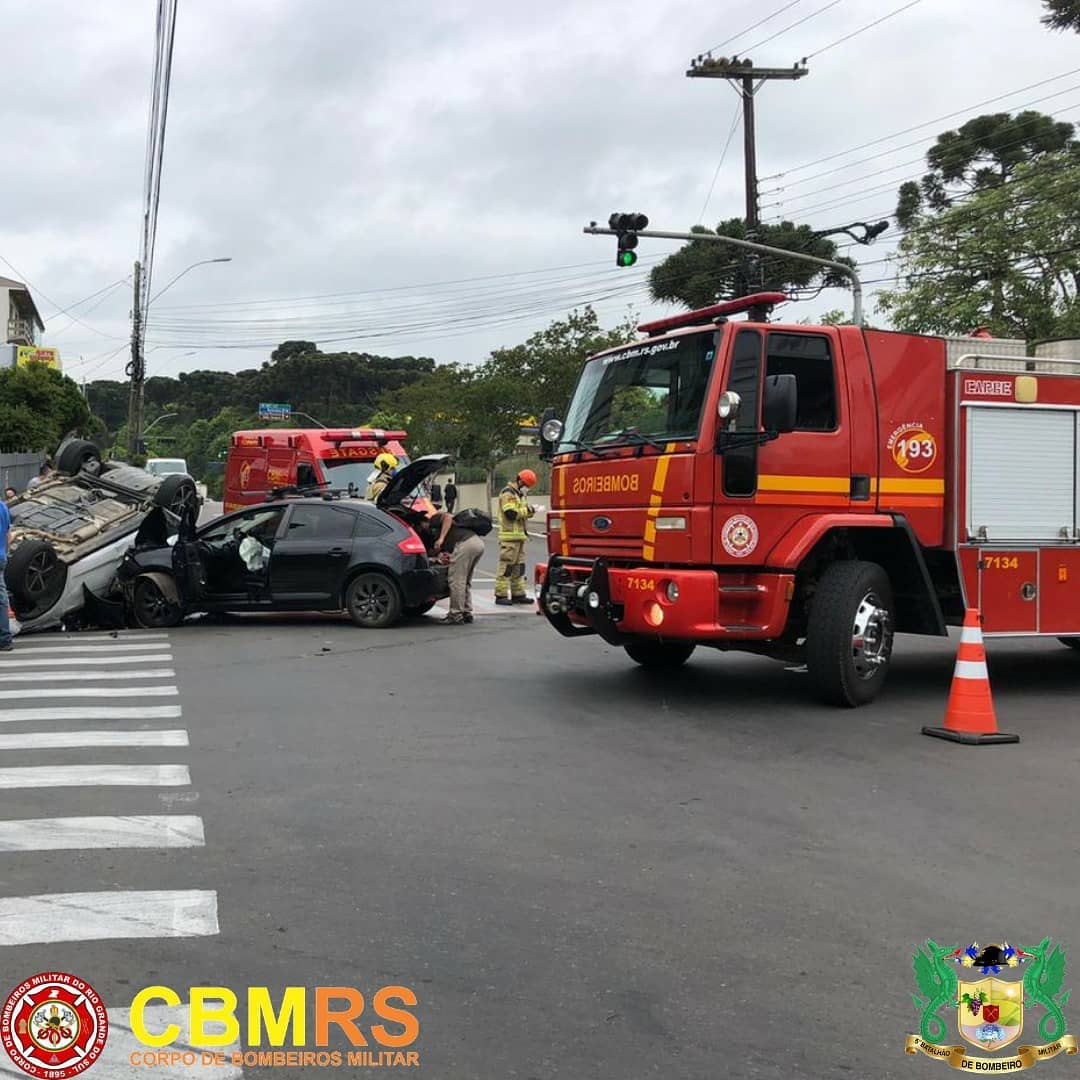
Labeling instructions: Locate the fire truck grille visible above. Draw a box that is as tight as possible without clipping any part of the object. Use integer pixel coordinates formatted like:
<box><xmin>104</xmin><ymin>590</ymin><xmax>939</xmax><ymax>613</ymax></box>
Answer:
<box><xmin>569</xmin><ymin>537</ymin><xmax>643</xmax><ymax>559</ymax></box>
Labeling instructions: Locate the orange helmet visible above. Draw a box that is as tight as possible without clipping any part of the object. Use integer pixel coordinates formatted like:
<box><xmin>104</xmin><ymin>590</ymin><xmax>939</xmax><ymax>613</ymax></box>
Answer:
<box><xmin>517</xmin><ymin>469</ymin><xmax>538</xmax><ymax>488</ymax></box>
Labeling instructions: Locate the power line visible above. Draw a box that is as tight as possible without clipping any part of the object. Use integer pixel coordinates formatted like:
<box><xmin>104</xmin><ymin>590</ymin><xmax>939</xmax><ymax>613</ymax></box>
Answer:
<box><xmin>0</xmin><ymin>254</ymin><xmax>127</xmax><ymax>340</ymax></box>
<box><xmin>762</xmin><ymin>66</ymin><xmax>1080</xmax><ymax>180</ymax></box>
<box><xmin>698</xmin><ymin>106</ymin><xmax>744</xmax><ymax>224</ymax></box>
<box><xmin>762</xmin><ymin>84</ymin><xmax>1080</xmax><ymax>201</ymax></box>
<box><xmin>737</xmin><ymin>0</ymin><xmax>844</xmax><ymax>56</ymax></box>
<box><xmin>806</xmin><ymin>0</ymin><xmax>924</xmax><ymax>59</ymax></box>
<box><xmin>703</xmin><ymin>0</ymin><xmax>807</xmax><ymax>55</ymax></box>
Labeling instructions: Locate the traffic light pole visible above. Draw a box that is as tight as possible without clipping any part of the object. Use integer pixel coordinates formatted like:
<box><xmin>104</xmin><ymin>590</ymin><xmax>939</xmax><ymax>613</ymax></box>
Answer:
<box><xmin>585</xmin><ymin>223</ymin><xmax>863</xmax><ymax>326</ymax></box>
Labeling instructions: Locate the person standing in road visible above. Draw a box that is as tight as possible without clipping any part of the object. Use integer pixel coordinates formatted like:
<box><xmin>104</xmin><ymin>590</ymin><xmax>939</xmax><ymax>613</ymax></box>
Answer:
<box><xmin>365</xmin><ymin>452</ymin><xmax>398</xmax><ymax>502</ymax></box>
<box><xmin>430</xmin><ymin>480</ymin><xmax>443</xmax><ymax>510</ymax></box>
<box><xmin>495</xmin><ymin>468</ymin><xmax>536</xmax><ymax>606</ymax></box>
<box><xmin>427</xmin><ymin>509</ymin><xmax>484</xmax><ymax>625</ymax></box>
<box><xmin>444</xmin><ymin>478</ymin><xmax>458</xmax><ymax>514</ymax></box>
<box><xmin>0</xmin><ymin>495</ymin><xmax>13</xmax><ymax>651</ymax></box>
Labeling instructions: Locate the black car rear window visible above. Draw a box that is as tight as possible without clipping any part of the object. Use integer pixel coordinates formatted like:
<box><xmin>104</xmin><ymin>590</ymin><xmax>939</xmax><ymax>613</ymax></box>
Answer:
<box><xmin>352</xmin><ymin>510</ymin><xmax>393</xmax><ymax>538</ymax></box>
<box><xmin>285</xmin><ymin>504</ymin><xmax>358</xmax><ymax>539</ymax></box>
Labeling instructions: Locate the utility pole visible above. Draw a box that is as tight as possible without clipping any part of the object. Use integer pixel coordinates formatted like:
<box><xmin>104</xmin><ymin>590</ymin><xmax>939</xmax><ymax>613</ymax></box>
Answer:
<box><xmin>126</xmin><ymin>260</ymin><xmax>143</xmax><ymax>460</ymax></box>
<box><xmin>687</xmin><ymin>55</ymin><xmax>808</xmax><ymax>318</ymax></box>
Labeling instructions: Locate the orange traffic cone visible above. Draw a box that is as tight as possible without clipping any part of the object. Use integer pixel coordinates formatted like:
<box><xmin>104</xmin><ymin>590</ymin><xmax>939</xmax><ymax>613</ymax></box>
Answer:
<box><xmin>922</xmin><ymin>609</ymin><xmax>1018</xmax><ymax>745</ymax></box>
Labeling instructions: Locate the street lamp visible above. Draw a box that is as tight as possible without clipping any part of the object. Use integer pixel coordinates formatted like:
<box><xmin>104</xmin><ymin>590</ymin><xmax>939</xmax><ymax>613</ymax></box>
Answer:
<box><xmin>148</xmin><ymin>257</ymin><xmax>232</xmax><ymax>306</ymax></box>
<box><xmin>144</xmin><ymin>412</ymin><xmax>178</xmax><ymax>433</ymax></box>
<box><xmin>812</xmin><ymin>220</ymin><xmax>890</xmax><ymax>246</ymax></box>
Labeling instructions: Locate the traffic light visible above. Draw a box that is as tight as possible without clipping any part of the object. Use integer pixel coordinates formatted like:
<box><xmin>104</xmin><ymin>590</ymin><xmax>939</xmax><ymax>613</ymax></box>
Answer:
<box><xmin>609</xmin><ymin>212</ymin><xmax>648</xmax><ymax>268</ymax></box>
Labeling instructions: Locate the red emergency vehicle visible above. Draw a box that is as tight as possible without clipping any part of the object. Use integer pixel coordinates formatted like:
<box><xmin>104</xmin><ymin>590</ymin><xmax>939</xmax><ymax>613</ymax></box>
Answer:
<box><xmin>536</xmin><ymin>292</ymin><xmax>1080</xmax><ymax>706</ymax></box>
<box><xmin>224</xmin><ymin>428</ymin><xmax>411</xmax><ymax>512</ymax></box>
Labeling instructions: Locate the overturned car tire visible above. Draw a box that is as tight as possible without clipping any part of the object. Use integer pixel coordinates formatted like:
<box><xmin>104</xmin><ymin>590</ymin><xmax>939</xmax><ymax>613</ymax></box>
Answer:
<box><xmin>132</xmin><ymin>574</ymin><xmax>185</xmax><ymax>628</ymax></box>
<box><xmin>56</xmin><ymin>439</ymin><xmax>102</xmax><ymax>477</ymax></box>
<box><xmin>153</xmin><ymin>475</ymin><xmax>198</xmax><ymax>516</ymax></box>
<box><xmin>5</xmin><ymin>540</ymin><xmax>68</xmax><ymax>621</ymax></box>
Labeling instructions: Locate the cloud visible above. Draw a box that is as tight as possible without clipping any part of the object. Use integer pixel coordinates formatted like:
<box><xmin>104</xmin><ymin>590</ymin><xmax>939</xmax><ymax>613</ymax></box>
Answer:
<box><xmin>1</xmin><ymin>0</ymin><xmax>1076</xmax><ymax>383</ymax></box>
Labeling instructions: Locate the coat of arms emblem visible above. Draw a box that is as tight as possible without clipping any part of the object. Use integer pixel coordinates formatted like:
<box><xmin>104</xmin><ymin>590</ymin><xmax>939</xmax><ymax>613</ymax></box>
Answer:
<box><xmin>906</xmin><ymin>938</ymin><xmax>1078</xmax><ymax>1070</ymax></box>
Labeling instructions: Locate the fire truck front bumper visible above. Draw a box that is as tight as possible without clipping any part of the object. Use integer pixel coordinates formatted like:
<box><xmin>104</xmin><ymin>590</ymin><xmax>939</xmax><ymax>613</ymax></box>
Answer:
<box><xmin>536</xmin><ymin>556</ymin><xmax>794</xmax><ymax>646</ymax></box>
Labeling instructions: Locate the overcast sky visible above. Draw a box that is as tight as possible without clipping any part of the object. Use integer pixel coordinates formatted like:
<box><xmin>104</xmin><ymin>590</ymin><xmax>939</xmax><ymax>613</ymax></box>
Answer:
<box><xmin>1</xmin><ymin>0</ymin><xmax>1076</xmax><ymax>386</ymax></box>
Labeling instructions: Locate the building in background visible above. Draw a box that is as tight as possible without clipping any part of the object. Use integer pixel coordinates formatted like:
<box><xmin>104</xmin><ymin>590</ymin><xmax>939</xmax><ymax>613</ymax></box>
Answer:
<box><xmin>1</xmin><ymin>276</ymin><xmax>44</xmax><ymax>346</ymax></box>
<box><xmin>1</xmin><ymin>276</ymin><xmax>60</xmax><ymax>371</ymax></box>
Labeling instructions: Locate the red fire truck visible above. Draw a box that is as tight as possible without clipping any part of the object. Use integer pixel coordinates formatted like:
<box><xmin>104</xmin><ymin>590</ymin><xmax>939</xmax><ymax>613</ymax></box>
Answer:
<box><xmin>536</xmin><ymin>292</ymin><xmax>1080</xmax><ymax>706</ymax></box>
<box><xmin>224</xmin><ymin>428</ymin><xmax>411</xmax><ymax>511</ymax></box>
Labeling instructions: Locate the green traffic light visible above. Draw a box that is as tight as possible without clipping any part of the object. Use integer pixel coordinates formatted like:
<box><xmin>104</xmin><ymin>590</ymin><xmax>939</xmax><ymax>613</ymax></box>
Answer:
<box><xmin>618</xmin><ymin>250</ymin><xmax>637</xmax><ymax>267</ymax></box>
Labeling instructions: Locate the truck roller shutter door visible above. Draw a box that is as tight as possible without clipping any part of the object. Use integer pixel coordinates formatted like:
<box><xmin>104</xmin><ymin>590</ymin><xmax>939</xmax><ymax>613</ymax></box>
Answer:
<box><xmin>967</xmin><ymin>407</ymin><xmax>1074</xmax><ymax>542</ymax></box>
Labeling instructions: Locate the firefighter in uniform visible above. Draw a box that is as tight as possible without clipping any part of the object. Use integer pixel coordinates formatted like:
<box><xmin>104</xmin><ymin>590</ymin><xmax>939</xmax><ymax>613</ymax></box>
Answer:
<box><xmin>495</xmin><ymin>468</ymin><xmax>537</xmax><ymax>605</ymax></box>
<box><xmin>366</xmin><ymin>452</ymin><xmax>398</xmax><ymax>502</ymax></box>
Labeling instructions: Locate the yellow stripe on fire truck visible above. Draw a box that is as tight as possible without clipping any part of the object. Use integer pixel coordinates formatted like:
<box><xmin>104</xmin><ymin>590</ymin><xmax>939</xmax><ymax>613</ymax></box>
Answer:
<box><xmin>642</xmin><ymin>443</ymin><xmax>678</xmax><ymax>560</ymax></box>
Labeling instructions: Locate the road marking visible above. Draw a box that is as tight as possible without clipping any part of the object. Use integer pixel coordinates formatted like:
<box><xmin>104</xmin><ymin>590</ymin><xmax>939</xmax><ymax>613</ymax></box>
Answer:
<box><xmin>0</xmin><ymin>890</ymin><xmax>219</xmax><ymax>944</ymax></box>
<box><xmin>0</xmin><ymin>668</ymin><xmax>176</xmax><ymax>682</ymax></box>
<box><xmin>0</xmin><ymin>653</ymin><xmax>172</xmax><ymax>667</ymax></box>
<box><xmin>0</xmin><ymin>729</ymin><xmax>189</xmax><ymax>749</ymax></box>
<box><xmin>12</xmin><ymin>632</ymin><xmax>170</xmax><ymax>646</ymax></box>
<box><xmin>0</xmin><ymin>684</ymin><xmax>178</xmax><ymax>700</ymax></box>
<box><xmin>0</xmin><ymin>705</ymin><xmax>182</xmax><ymax>723</ymax></box>
<box><xmin>0</xmin><ymin>815</ymin><xmax>204</xmax><ymax>851</ymax></box>
<box><xmin>6</xmin><ymin>641</ymin><xmax>174</xmax><ymax>653</ymax></box>
<box><xmin>0</xmin><ymin>764</ymin><xmax>191</xmax><ymax>789</ymax></box>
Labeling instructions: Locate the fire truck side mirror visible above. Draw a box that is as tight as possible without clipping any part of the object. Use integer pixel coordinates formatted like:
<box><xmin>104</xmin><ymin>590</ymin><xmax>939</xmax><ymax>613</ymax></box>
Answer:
<box><xmin>538</xmin><ymin>408</ymin><xmax>562</xmax><ymax>461</ymax></box>
<box><xmin>762</xmin><ymin>374</ymin><xmax>798</xmax><ymax>434</ymax></box>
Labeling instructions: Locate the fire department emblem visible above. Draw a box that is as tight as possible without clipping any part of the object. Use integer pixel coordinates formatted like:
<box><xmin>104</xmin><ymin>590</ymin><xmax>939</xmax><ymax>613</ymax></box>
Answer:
<box><xmin>905</xmin><ymin>938</ymin><xmax>1078</xmax><ymax>1071</ymax></box>
<box><xmin>721</xmin><ymin>514</ymin><xmax>758</xmax><ymax>558</ymax></box>
<box><xmin>2</xmin><ymin>972</ymin><xmax>108</xmax><ymax>1078</ymax></box>
<box><xmin>238</xmin><ymin>460</ymin><xmax>252</xmax><ymax>490</ymax></box>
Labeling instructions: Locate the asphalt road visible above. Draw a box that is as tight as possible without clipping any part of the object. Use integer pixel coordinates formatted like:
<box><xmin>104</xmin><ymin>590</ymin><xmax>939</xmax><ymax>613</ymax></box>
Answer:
<box><xmin>3</xmin><ymin>601</ymin><xmax>1080</xmax><ymax>1079</ymax></box>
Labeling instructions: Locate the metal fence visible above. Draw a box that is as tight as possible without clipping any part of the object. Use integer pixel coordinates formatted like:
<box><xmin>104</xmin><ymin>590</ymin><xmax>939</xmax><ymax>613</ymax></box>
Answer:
<box><xmin>0</xmin><ymin>452</ymin><xmax>43</xmax><ymax>494</ymax></box>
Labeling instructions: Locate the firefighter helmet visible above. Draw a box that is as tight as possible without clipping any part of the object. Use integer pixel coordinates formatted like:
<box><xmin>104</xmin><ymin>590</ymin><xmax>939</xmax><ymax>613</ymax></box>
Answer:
<box><xmin>374</xmin><ymin>452</ymin><xmax>398</xmax><ymax>473</ymax></box>
<box><xmin>517</xmin><ymin>468</ymin><xmax>538</xmax><ymax>488</ymax></box>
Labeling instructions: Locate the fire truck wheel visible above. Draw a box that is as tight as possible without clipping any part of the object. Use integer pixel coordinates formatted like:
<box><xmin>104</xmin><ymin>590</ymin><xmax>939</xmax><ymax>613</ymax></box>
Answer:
<box><xmin>806</xmin><ymin>560</ymin><xmax>894</xmax><ymax>707</ymax></box>
<box><xmin>624</xmin><ymin>640</ymin><xmax>696</xmax><ymax>670</ymax></box>
<box><xmin>1058</xmin><ymin>637</ymin><xmax>1080</xmax><ymax>651</ymax></box>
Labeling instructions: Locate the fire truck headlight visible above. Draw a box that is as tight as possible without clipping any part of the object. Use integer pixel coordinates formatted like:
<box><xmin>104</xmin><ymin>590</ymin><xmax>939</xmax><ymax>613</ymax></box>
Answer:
<box><xmin>548</xmin><ymin>516</ymin><xmax>563</xmax><ymax>532</ymax></box>
<box><xmin>587</xmin><ymin>590</ymin><xmax>601</xmax><ymax>610</ymax></box>
<box><xmin>717</xmin><ymin>391</ymin><xmax>741</xmax><ymax>421</ymax></box>
<box><xmin>665</xmin><ymin>581</ymin><xmax>679</xmax><ymax>602</ymax></box>
<box><xmin>654</xmin><ymin>516</ymin><xmax>686</xmax><ymax>531</ymax></box>
<box><xmin>541</xmin><ymin>418</ymin><xmax>564</xmax><ymax>443</ymax></box>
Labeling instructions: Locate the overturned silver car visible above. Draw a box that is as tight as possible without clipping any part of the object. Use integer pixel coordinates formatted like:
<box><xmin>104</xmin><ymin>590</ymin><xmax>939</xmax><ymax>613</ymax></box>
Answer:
<box><xmin>5</xmin><ymin>439</ymin><xmax>198</xmax><ymax>633</ymax></box>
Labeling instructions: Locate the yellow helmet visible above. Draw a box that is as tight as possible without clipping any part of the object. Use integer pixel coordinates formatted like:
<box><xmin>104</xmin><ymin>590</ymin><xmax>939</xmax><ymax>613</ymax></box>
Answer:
<box><xmin>374</xmin><ymin>451</ymin><xmax>398</xmax><ymax>473</ymax></box>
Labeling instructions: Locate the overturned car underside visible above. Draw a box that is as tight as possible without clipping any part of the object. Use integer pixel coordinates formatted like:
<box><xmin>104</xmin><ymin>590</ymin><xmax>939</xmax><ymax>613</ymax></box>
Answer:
<box><xmin>5</xmin><ymin>440</ymin><xmax>196</xmax><ymax>634</ymax></box>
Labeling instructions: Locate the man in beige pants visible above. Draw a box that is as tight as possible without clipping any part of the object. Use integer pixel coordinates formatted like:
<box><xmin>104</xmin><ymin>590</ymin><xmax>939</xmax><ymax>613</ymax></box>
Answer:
<box><xmin>428</xmin><ymin>511</ymin><xmax>485</xmax><ymax>625</ymax></box>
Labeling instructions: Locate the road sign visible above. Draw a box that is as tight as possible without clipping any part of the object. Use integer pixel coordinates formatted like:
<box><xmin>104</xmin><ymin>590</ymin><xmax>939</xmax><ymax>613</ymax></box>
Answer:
<box><xmin>258</xmin><ymin>402</ymin><xmax>291</xmax><ymax>420</ymax></box>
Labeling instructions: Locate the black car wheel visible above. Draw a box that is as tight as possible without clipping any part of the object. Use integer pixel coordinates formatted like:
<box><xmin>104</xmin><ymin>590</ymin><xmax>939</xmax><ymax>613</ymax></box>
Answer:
<box><xmin>404</xmin><ymin>601</ymin><xmax>437</xmax><ymax>617</ymax></box>
<box><xmin>132</xmin><ymin>575</ymin><xmax>185</xmax><ymax>628</ymax></box>
<box><xmin>5</xmin><ymin>540</ymin><xmax>68</xmax><ymax>620</ymax></box>
<box><xmin>346</xmin><ymin>572</ymin><xmax>403</xmax><ymax>629</ymax></box>
<box><xmin>56</xmin><ymin>438</ymin><xmax>102</xmax><ymax>476</ymax></box>
<box><xmin>153</xmin><ymin>475</ymin><xmax>198</xmax><ymax>516</ymax></box>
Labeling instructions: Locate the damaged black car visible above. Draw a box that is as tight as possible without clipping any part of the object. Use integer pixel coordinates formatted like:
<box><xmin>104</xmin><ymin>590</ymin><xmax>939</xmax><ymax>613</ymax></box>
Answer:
<box><xmin>117</xmin><ymin>455</ymin><xmax>451</xmax><ymax>629</ymax></box>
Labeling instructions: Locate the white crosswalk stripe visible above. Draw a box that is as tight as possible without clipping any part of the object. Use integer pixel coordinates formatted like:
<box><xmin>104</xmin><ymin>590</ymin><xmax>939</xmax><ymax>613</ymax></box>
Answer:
<box><xmin>0</xmin><ymin>705</ymin><xmax>183</xmax><ymax>722</ymax></box>
<box><xmin>0</xmin><ymin>653</ymin><xmax>172</xmax><ymax>667</ymax></box>
<box><xmin>435</xmin><ymin>587</ymin><xmax>538</xmax><ymax>615</ymax></box>
<box><xmin>0</xmin><ymin>815</ymin><xmax>205</xmax><ymax>850</ymax></box>
<box><xmin>0</xmin><ymin>632</ymin><xmax>225</xmax><ymax>1069</ymax></box>
<box><xmin>0</xmin><ymin>667</ymin><xmax>176</xmax><ymax>682</ymax></box>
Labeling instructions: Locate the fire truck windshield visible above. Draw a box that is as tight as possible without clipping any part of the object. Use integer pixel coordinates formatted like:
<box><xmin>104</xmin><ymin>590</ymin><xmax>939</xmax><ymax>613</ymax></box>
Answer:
<box><xmin>558</xmin><ymin>330</ymin><xmax>717</xmax><ymax>453</ymax></box>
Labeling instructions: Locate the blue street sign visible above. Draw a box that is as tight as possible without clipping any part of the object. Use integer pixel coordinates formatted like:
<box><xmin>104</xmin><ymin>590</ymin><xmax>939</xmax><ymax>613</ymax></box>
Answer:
<box><xmin>258</xmin><ymin>402</ymin><xmax>291</xmax><ymax>419</ymax></box>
